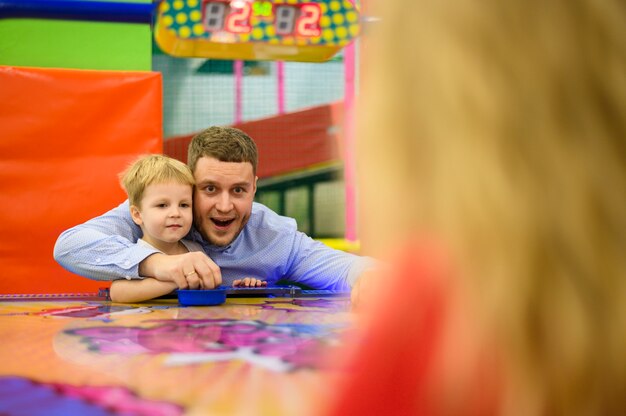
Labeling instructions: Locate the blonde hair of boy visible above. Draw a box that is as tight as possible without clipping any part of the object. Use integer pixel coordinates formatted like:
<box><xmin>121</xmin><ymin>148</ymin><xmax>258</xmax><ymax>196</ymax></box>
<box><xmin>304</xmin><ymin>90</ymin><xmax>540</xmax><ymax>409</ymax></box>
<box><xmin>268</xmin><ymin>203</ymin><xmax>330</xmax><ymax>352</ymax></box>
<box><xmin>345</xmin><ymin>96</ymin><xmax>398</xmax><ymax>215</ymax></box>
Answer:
<box><xmin>359</xmin><ymin>1</ymin><xmax>625</xmax><ymax>415</ymax></box>
<box><xmin>120</xmin><ymin>154</ymin><xmax>195</xmax><ymax>207</ymax></box>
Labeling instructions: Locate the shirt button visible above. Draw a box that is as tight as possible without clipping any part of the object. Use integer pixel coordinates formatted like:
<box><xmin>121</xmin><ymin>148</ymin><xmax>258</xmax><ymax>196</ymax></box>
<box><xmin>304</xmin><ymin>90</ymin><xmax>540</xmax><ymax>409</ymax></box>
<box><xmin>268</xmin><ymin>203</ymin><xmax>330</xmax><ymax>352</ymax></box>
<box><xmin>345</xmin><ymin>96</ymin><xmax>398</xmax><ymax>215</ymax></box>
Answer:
<box><xmin>96</xmin><ymin>258</ymin><xmax>101</xmax><ymax>263</ymax></box>
<box><xmin>123</xmin><ymin>260</ymin><xmax>130</xmax><ymax>267</ymax></box>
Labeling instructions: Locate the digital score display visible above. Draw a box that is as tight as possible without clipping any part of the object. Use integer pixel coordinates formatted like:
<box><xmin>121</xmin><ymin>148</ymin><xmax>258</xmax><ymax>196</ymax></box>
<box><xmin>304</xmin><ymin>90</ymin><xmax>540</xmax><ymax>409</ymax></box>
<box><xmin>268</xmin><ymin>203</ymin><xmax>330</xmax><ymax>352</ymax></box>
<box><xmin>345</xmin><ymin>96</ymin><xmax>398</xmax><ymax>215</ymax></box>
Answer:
<box><xmin>201</xmin><ymin>1</ymin><xmax>321</xmax><ymax>37</ymax></box>
<box><xmin>154</xmin><ymin>0</ymin><xmax>360</xmax><ymax>62</ymax></box>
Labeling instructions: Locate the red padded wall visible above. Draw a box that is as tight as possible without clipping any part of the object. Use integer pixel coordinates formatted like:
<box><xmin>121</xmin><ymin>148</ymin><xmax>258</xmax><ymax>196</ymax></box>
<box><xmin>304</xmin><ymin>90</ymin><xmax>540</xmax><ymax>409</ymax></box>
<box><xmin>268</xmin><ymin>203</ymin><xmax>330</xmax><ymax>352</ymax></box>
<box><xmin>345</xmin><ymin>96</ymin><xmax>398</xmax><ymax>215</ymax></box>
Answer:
<box><xmin>0</xmin><ymin>66</ymin><xmax>162</xmax><ymax>294</ymax></box>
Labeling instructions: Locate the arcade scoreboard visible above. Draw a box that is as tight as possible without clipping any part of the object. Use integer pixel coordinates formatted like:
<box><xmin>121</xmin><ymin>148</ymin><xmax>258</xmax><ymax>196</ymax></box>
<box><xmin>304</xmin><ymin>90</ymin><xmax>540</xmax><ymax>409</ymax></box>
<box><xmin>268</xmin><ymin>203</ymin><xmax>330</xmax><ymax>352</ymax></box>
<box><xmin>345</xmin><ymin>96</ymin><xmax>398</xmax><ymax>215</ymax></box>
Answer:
<box><xmin>155</xmin><ymin>0</ymin><xmax>361</xmax><ymax>62</ymax></box>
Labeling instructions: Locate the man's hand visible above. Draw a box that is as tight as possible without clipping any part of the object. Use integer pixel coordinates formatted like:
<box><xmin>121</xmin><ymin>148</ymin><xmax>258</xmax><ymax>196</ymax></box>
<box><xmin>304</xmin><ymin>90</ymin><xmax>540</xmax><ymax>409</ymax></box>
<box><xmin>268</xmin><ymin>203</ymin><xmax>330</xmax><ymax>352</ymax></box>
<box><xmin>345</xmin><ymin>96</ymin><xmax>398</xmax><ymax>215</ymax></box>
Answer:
<box><xmin>139</xmin><ymin>252</ymin><xmax>222</xmax><ymax>289</ymax></box>
<box><xmin>351</xmin><ymin>269</ymin><xmax>380</xmax><ymax>310</ymax></box>
<box><xmin>232</xmin><ymin>278</ymin><xmax>267</xmax><ymax>287</ymax></box>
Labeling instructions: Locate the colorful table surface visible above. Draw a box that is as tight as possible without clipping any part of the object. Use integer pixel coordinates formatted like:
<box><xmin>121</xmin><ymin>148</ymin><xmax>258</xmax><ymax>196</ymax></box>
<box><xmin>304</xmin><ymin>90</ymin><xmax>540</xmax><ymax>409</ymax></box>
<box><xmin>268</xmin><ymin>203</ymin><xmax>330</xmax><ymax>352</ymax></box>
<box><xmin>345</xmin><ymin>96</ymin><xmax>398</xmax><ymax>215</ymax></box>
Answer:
<box><xmin>0</xmin><ymin>294</ymin><xmax>354</xmax><ymax>416</ymax></box>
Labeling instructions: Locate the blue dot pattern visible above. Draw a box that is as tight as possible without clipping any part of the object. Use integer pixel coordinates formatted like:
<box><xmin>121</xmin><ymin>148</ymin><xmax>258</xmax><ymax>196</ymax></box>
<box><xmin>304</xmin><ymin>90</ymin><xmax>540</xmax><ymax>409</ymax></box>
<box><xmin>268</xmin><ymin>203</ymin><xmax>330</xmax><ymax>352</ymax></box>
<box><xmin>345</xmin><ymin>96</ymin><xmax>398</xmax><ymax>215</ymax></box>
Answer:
<box><xmin>54</xmin><ymin>201</ymin><xmax>372</xmax><ymax>290</ymax></box>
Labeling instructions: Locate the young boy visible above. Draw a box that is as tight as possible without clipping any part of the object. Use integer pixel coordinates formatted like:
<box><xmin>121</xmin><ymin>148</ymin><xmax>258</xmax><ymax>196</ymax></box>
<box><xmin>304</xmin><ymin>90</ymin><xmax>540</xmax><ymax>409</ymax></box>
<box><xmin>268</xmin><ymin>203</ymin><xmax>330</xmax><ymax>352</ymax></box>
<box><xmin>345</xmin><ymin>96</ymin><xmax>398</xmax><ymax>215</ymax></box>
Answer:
<box><xmin>110</xmin><ymin>155</ymin><xmax>265</xmax><ymax>303</ymax></box>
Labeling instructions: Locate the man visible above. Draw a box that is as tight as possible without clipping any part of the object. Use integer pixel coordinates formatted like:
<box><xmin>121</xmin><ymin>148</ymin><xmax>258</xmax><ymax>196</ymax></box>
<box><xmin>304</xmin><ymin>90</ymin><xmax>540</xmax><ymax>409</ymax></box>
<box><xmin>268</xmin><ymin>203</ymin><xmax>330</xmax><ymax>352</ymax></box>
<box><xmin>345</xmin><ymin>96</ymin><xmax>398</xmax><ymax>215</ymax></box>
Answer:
<box><xmin>54</xmin><ymin>126</ymin><xmax>373</xmax><ymax>292</ymax></box>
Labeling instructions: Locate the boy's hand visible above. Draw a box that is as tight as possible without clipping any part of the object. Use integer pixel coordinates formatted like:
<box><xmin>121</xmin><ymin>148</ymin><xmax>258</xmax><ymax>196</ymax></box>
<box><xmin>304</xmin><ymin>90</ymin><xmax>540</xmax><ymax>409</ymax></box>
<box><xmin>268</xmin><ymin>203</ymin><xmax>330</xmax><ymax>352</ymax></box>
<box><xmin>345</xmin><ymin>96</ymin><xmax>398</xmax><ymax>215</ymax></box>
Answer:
<box><xmin>232</xmin><ymin>278</ymin><xmax>267</xmax><ymax>288</ymax></box>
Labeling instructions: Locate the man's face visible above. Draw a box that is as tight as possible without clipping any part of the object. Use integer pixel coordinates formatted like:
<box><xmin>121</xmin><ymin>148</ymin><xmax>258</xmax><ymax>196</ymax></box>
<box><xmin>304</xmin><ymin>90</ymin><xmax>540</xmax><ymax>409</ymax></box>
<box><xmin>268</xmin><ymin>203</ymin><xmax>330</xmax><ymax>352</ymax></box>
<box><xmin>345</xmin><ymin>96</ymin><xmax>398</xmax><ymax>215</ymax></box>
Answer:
<box><xmin>193</xmin><ymin>157</ymin><xmax>257</xmax><ymax>247</ymax></box>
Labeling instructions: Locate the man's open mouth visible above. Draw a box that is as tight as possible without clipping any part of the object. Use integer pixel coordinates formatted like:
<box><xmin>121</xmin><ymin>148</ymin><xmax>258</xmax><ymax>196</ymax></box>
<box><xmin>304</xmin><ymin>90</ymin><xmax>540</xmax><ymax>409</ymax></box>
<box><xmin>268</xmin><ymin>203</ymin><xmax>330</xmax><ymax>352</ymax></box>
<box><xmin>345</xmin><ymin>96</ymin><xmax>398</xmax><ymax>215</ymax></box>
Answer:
<box><xmin>211</xmin><ymin>218</ymin><xmax>235</xmax><ymax>227</ymax></box>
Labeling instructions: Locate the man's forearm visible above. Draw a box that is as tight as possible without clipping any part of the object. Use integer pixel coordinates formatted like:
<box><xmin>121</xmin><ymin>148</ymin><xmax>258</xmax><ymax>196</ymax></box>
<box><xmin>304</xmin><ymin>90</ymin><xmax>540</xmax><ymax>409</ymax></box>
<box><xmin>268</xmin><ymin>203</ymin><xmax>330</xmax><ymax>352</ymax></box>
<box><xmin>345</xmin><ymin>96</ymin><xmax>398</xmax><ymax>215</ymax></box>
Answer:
<box><xmin>54</xmin><ymin>228</ymin><xmax>158</xmax><ymax>281</ymax></box>
<box><xmin>53</xmin><ymin>200</ymin><xmax>155</xmax><ymax>280</ymax></box>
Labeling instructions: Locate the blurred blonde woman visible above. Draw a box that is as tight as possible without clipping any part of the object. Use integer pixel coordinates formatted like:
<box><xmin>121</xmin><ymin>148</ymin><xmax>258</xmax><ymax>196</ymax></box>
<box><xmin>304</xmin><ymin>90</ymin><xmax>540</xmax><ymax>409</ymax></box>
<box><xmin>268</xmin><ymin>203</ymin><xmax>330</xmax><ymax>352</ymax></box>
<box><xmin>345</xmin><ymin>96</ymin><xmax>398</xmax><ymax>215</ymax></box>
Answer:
<box><xmin>329</xmin><ymin>1</ymin><xmax>625</xmax><ymax>415</ymax></box>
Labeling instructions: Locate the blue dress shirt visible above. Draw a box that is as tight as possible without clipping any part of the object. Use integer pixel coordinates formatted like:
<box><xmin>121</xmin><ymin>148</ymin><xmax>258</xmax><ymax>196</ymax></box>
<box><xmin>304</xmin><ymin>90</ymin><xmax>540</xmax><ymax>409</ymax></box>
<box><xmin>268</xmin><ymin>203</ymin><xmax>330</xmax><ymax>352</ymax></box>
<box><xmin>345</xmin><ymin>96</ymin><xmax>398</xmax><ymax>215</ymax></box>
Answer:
<box><xmin>54</xmin><ymin>201</ymin><xmax>371</xmax><ymax>290</ymax></box>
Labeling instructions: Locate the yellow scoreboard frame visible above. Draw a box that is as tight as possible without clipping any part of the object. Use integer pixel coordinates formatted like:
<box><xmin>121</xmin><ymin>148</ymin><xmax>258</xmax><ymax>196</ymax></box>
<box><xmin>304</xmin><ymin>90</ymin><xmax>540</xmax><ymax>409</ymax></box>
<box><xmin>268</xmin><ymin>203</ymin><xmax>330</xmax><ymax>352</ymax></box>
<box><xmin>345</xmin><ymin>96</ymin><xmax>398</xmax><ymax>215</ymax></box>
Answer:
<box><xmin>154</xmin><ymin>0</ymin><xmax>360</xmax><ymax>62</ymax></box>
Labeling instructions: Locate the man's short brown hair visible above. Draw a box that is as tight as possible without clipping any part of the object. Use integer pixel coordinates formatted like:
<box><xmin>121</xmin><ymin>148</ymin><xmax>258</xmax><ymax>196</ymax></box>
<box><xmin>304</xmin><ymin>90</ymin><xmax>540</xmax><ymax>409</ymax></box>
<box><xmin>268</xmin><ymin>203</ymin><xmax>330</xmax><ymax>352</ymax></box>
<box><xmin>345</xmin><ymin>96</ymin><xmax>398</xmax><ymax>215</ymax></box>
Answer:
<box><xmin>187</xmin><ymin>126</ymin><xmax>258</xmax><ymax>175</ymax></box>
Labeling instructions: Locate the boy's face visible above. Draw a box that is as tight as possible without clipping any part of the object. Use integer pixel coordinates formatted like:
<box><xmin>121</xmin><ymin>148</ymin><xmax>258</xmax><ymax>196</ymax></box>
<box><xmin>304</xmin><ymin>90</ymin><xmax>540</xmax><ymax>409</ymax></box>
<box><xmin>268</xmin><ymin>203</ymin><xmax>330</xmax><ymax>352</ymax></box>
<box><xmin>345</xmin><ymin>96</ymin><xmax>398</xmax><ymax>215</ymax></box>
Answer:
<box><xmin>193</xmin><ymin>156</ymin><xmax>257</xmax><ymax>247</ymax></box>
<box><xmin>130</xmin><ymin>181</ymin><xmax>194</xmax><ymax>250</ymax></box>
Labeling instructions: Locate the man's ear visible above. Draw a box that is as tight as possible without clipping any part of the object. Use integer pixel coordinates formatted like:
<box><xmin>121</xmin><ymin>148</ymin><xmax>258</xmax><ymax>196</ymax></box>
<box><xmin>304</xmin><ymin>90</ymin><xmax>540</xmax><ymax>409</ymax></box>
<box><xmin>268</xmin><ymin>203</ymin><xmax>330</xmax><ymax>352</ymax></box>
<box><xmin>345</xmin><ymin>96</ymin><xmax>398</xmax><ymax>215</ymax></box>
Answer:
<box><xmin>253</xmin><ymin>176</ymin><xmax>258</xmax><ymax>195</ymax></box>
<box><xmin>130</xmin><ymin>205</ymin><xmax>143</xmax><ymax>226</ymax></box>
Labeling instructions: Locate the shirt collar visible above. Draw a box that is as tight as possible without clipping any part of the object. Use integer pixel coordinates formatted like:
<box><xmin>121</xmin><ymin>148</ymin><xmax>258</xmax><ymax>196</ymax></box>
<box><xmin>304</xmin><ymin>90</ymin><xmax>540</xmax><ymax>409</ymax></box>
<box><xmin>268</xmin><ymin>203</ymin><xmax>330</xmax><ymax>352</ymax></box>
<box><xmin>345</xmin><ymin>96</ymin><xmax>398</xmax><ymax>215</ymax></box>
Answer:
<box><xmin>189</xmin><ymin>226</ymin><xmax>237</xmax><ymax>252</ymax></box>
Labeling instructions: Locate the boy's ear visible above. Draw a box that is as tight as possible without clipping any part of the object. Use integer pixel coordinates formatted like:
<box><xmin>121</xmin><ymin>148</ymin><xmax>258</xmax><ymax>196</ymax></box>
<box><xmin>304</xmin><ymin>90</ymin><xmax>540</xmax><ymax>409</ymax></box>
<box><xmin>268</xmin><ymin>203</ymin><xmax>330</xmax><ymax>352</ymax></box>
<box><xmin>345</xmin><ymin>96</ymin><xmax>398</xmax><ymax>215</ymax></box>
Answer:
<box><xmin>130</xmin><ymin>205</ymin><xmax>143</xmax><ymax>226</ymax></box>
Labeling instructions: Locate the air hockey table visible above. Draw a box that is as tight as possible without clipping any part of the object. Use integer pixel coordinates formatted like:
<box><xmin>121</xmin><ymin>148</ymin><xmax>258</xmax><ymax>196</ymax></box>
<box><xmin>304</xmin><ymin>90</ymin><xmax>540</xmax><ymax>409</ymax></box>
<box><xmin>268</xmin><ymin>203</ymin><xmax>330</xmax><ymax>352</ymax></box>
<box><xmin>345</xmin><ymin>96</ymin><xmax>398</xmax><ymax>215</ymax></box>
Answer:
<box><xmin>0</xmin><ymin>289</ymin><xmax>354</xmax><ymax>415</ymax></box>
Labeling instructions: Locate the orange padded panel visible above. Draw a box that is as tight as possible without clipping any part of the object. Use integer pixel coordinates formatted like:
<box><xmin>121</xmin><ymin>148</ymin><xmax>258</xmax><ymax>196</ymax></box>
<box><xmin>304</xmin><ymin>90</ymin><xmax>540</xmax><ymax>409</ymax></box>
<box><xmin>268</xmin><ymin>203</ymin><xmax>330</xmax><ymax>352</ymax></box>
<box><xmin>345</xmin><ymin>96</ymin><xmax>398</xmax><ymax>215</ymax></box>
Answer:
<box><xmin>0</xmin><ymin>66</ymin><xmax>162</xmax><ymax>294</ymax></box>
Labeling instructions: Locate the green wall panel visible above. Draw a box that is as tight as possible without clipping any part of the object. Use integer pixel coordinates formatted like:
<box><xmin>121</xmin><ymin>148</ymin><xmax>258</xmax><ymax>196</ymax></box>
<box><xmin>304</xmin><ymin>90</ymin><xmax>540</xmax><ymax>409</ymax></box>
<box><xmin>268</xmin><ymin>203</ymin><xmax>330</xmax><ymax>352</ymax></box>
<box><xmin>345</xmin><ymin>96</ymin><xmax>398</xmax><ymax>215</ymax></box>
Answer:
<box><xmin>0</xmin><ymin>1</ymin><xmax>152</xmax><ymax>70</ymax></box>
